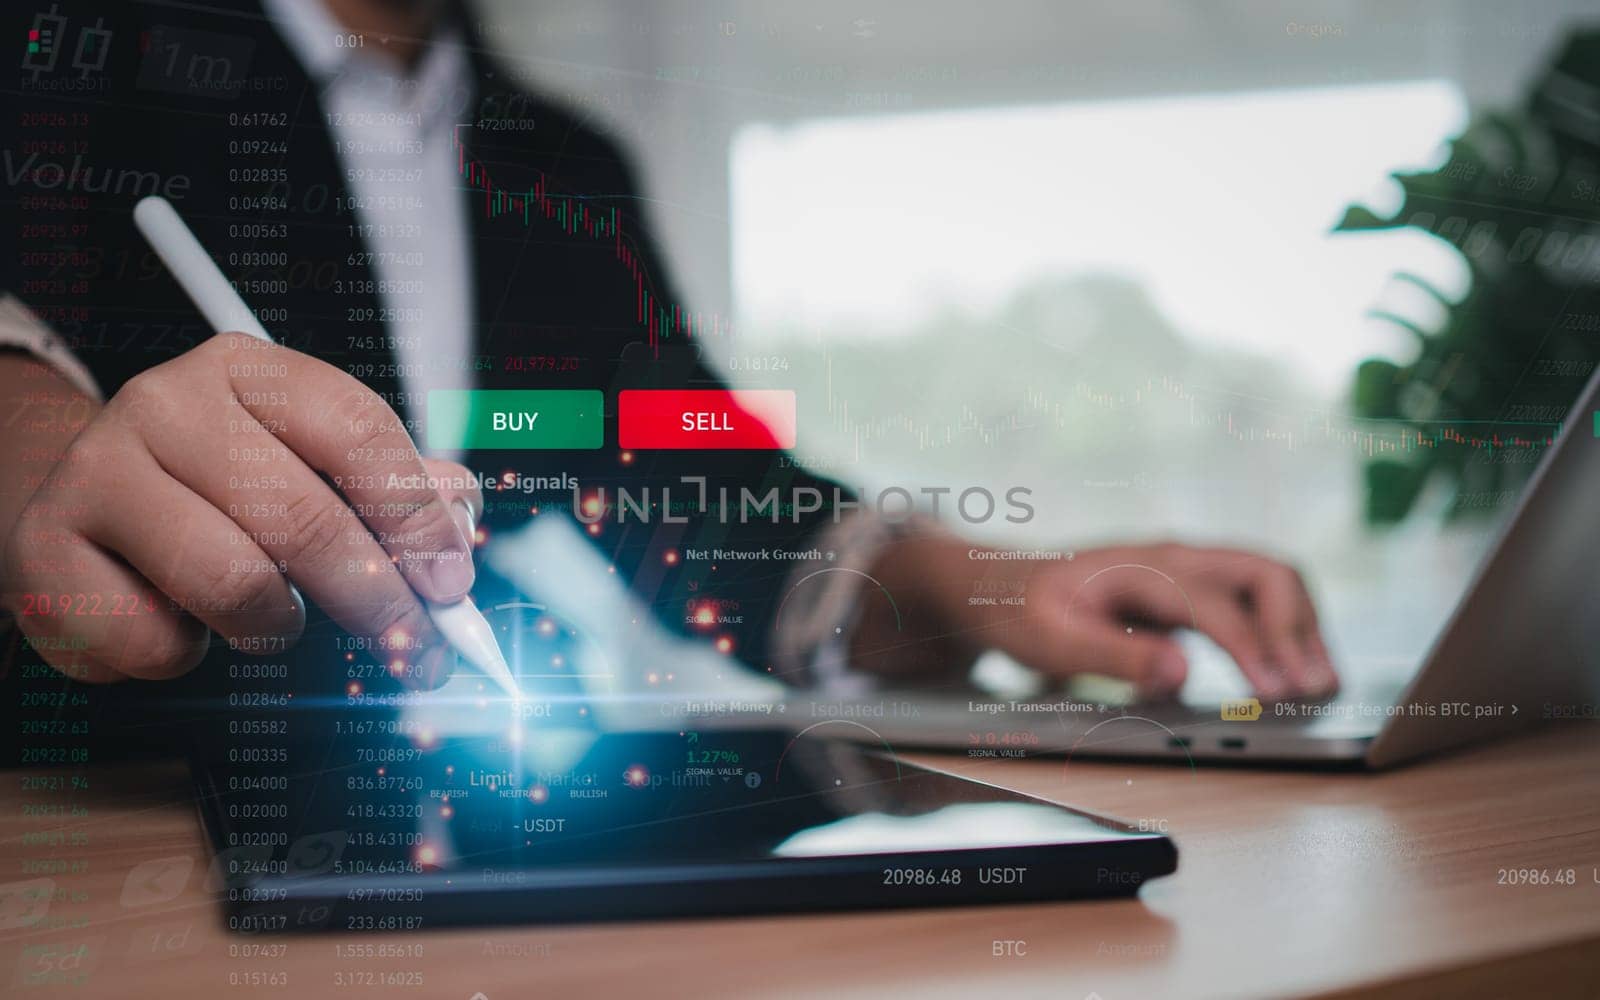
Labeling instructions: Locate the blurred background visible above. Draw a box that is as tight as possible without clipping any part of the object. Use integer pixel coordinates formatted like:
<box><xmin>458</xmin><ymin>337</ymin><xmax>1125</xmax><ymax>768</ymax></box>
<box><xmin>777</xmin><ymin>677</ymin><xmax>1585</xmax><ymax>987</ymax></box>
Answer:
<box><xmin>471</xmin><ymin>0</ymin><xmax>1600</xmax><ymax>686</ymax></box>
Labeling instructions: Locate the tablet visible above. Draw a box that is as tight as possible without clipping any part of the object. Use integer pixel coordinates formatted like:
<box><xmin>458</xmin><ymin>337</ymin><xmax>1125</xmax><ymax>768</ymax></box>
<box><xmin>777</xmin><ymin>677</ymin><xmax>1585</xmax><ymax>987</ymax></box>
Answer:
<box><xmin>191</xmin><ymin>715</ymin><xmax>1176</xmax><ymax>931</ymax></box>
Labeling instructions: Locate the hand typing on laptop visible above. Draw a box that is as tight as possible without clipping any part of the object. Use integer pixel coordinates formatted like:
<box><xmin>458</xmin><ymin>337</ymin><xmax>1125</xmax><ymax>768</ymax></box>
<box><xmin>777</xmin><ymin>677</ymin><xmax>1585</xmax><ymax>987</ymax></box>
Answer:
<box><xmin>849</xmin><ymin>532</ymin><xmax>1338</xmax><ymax>701</ymax></box>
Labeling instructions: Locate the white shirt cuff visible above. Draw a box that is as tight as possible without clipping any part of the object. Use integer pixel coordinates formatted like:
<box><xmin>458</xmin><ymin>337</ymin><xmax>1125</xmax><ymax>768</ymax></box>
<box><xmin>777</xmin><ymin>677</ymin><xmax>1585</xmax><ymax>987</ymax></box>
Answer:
<box><xmin>768</xmin><ymin>509</ymin><xmax>911</xmax><ymax>694</ymax></box>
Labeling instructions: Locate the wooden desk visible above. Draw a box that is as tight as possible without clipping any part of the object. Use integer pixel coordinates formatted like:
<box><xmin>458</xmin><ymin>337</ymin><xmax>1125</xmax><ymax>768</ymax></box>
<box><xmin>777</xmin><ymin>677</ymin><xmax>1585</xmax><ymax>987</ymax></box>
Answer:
<box><xmin>4</xmin><ymin>726</ymin><xmax>1600</xmax><ymax>999</ymax></box>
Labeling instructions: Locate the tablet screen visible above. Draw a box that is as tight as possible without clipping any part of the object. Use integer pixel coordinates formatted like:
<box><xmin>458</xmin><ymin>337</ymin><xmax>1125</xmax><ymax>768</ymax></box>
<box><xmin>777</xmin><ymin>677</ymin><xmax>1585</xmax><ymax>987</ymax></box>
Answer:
<box><xmin>195</xmin><ymin>719</ymin><xmax>1161</xmax><ymax>879</ymax></box>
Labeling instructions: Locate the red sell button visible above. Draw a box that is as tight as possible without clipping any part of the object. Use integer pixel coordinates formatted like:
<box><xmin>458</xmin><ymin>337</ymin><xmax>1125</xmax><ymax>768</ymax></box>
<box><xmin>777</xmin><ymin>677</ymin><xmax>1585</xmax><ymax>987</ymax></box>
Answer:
<box><xmin>618</xmin><ymin>390</ymin><xmax>796</xmax><ymax>449</ymax></box>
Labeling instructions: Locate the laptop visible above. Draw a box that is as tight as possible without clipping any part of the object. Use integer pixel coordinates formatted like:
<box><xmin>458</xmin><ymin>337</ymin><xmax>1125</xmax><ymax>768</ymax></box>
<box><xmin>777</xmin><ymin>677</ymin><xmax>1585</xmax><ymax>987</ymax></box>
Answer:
<box><xmin>781</xmin><ymin>366</ymin><xmax>1600</xmax><ymax>770</ymax></box>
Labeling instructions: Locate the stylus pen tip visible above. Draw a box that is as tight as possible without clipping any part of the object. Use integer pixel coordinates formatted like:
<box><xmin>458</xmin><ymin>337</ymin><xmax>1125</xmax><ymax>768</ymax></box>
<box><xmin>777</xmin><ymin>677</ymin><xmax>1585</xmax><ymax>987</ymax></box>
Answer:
<box><xmin>426</xmin><ymin>597</ymin><xmax>520</xmax><ymax>701</ymax></box>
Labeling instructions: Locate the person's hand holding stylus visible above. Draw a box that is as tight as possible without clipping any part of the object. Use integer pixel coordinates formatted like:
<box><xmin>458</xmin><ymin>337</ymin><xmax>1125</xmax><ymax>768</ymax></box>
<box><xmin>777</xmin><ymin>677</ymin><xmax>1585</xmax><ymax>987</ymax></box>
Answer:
<box><xmin>0</xmin><ymin>198</ymin><xmax>502</xmax><ymax>692</ymax></box>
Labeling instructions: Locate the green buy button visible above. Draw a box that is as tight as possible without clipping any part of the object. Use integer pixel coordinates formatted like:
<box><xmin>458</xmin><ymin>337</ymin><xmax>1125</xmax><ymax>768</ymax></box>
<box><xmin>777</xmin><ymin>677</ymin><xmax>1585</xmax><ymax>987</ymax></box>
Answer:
<box><xmin>426</xmin><ymin>389</ymin><xmax>603</xmax><ymax>450</ymax></box>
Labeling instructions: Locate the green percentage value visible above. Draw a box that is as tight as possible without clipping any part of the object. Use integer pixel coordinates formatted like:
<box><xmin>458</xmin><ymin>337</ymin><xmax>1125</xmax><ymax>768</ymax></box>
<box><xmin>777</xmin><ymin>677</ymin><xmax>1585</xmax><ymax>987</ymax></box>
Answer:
<box><xmin>686</xmin><ymin>749</ymin><xmax>742</xmax><ymax>764</ymax></box>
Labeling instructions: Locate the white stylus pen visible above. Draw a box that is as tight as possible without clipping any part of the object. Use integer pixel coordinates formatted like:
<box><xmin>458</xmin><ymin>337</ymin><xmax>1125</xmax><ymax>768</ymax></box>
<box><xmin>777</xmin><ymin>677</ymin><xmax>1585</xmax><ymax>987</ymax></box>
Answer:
<box><xmin>133</xmin><ymin>195</ymin><xmax>520</xmax><ymax>702</ymax></box>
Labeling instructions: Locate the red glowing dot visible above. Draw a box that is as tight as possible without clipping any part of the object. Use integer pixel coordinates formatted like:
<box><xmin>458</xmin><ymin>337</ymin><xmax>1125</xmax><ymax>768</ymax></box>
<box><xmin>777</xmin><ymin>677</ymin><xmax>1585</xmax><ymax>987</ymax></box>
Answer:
<box><xmin>619</xmin><ymin>451</ymin><xmax>634</xmax><ymax>464</ymax></box>
<box><xmin>417</xmin><ymin>844</ymin><xmax>439</xmax><ymax>866</ymax></box>
<box><xmin>715</xmin><ymin>636</ymin><xmax>733</xmax><ymax>654</ymax></box>
<box><xmin>625</xmin><ymin>766</ymin><xmax>650</xmax><ymax>787</ymax></box>
<box><xmin>693</xmin><ymin>607</ymin><xmax>715</xmax><ymax>628</ymax></box>
<box><xmin>346</xmin><ymin>681</ymin><xmax>362</xmax><ymax>696</ymax></box>
<box><xmin>647</xmin><ymin>672</ymin><xmax>659</xmax><ymax>685</ymax></box>
<box><xmin>664</xmin><ymin>550</ymin><xmax>679</xmax><ymax>565</ymax></box>
<box><xmin>529</xmin><ymin>784</ymin><xmax>549</xmax><ymax>803</ymax></box>
<box><xmin>440</xmin><ymin>804</ymin><xmax>453</xmax><ymax>819</ymax></box>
